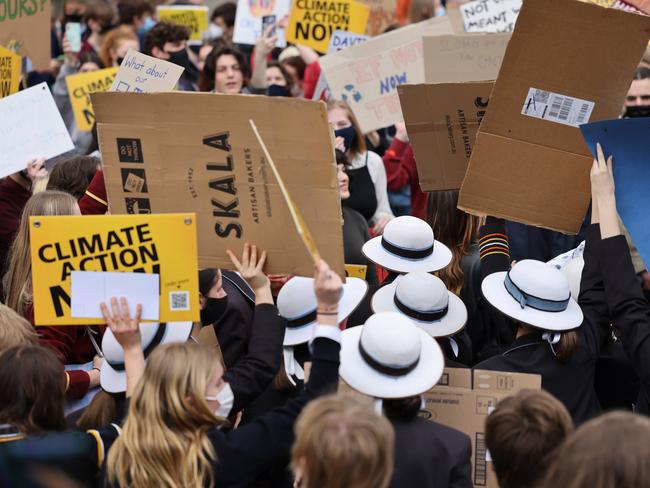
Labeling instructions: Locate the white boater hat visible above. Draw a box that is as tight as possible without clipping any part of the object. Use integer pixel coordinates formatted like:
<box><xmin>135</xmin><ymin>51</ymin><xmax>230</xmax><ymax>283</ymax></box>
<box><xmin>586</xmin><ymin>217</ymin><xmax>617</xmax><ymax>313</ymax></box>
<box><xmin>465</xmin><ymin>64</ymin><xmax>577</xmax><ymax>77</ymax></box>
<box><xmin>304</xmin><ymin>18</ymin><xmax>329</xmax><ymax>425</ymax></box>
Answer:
<box><xmin>371</xmin><ymin>272</ymin><xmax>467</xmax><ymax>338</ymax></box>
<box><xmin>362</xmin><ymin>216</ymin><xmax>452</xmax><ymax>273</ymax></box>
<box><xmin>481</xmin><ymin>260</ymin><xmax>583</xmax><ymax>332</ymax></box>
<box><xmin>278</xmin><ymin>276</ymin><xmax>368</xmax><ymax>347</ymax></box>
<box><xmin>340</xmin><ymin>312</ymin><xmax>445</xmax><ymax>399</ymax></box>
<box><xmin>100</xmin><ymin>322</ymin><xmax>193</xmax><ymax>393</ymax></box>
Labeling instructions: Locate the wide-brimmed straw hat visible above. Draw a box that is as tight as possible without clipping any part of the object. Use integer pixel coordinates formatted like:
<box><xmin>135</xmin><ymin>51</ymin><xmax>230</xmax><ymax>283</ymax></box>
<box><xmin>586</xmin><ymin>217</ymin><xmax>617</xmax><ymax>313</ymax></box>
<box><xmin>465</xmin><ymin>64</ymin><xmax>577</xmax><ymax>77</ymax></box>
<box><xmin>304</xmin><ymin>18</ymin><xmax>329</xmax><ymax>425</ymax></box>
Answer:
<box><xmin>278</xmin><ymin>276</ymin><xmax>368</xmax><ymax>346</ymax></box>
<box><xmin>362</xmin><ymin>216</ymin><xmax>452</xmax><ymax>273</ymax></box>
<box><xmin>371</xmin><ymin>272</ymin><xmax>467</xmax><ymax>337</ymax></box>
<box><xmin>340</xmin><ymin>312</ymin><xmax>444</xmax><ymax>398</ymax></box>
<box><xmin>481</xmin><ymin>260</ymin><xmax>583</xmax><ymax>331</ymax></box>
<box><xmin>100</xmin><ymin>322</ymin><xmax>192</xmax><ymax>393</ymax></box>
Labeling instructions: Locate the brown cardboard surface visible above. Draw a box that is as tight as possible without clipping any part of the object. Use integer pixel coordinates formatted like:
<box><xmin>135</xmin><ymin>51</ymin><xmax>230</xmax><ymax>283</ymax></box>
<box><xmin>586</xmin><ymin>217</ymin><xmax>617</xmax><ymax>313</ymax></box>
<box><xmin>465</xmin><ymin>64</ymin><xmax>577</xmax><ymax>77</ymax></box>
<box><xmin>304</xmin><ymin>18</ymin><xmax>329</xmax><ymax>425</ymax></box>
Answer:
<box><xmin>458</xmin><ymin>0</ymin><xmax>650</xmax><ymax>234</ymax></box>
<box><xmin>0</xmin><ymin>0</ymin><xmax>51</xmax><ymax>70</ymax></box>
<box><xmin>398</xmin><ymin>81</ymin><xmax>494</xmax><ymax>191</ymax></box>
<box><xmin>92</xmin><ymin>92</ymin><xmax>344</xmax><ymax>278</ymax></box>
<box><xmin>423</xmin><ymin>33</ymin><xmax>510</xmax><ymax>83</ymax></box>
<box><xmin>422</xmin><ymin>369</ymin><xmax>541</xmax><ymax>488</ymax></box>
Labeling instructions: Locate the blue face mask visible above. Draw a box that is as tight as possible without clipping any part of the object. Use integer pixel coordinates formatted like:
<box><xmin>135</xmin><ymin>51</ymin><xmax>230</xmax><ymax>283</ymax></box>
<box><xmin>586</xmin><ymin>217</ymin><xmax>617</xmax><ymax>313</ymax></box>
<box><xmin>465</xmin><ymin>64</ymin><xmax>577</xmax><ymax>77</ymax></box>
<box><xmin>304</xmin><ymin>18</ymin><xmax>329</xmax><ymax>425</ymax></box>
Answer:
<box><xmin>334</xmin><ymin>125</ymin><xmax>357</xmax><ymax>153</ymax></box>
<box><xmin>268</xmin><ymin>84</ymin><xmax>291</xmax><ymax>97</ymax></box>
<box><xmin>138</xmin><ymin>17</ymin><xmax>156</xmax><ymax>36</ymax></box>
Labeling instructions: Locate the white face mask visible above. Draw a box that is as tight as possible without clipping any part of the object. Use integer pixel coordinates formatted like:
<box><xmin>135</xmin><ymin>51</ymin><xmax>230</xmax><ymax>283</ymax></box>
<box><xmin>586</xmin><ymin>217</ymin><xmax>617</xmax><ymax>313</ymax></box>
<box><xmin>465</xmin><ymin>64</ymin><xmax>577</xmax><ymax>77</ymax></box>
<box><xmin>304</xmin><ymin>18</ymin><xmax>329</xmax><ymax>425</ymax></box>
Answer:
<box><xmin>206</xmin><ymin>382</ymin><xmax>234</xmax><ymax>418</ymax></box>
<box><xmin>207</xmin><ymin>23</ymin><xmax>224</xmax><ymax>40</ymax></box>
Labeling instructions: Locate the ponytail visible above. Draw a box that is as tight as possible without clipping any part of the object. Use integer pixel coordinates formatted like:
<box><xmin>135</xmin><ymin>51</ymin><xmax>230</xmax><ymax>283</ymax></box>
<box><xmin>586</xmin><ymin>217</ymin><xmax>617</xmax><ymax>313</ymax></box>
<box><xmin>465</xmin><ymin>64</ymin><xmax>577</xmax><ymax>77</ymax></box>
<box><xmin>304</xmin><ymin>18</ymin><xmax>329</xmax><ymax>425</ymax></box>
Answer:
<box><xmin>553</xmin><ymin>331</ymin><xmax>578</xmax><ymax>363</ymax></box>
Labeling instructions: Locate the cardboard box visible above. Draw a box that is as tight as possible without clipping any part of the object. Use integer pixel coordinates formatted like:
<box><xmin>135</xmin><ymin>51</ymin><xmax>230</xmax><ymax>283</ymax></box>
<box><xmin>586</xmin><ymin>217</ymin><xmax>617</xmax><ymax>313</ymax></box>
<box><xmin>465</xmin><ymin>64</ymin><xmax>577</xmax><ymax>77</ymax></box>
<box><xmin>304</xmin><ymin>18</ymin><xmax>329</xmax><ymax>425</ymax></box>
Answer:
<box><xmin>92</xmin><ymin>92</ymin><xmax>345</xmax><ymax>278</ymax></box>
<box><xmin>398</xmin><ymin>81</ymin><xmax>494</xmax><ymax>191</ymax></box>
<box><xmin>422</xmin><ymin>369</ymin><xmax>542</xmax><ymax>488</ymax></box>
<box><xmin>458</xmin><ymin>0</ymin><xmax>650</xmax><ymax>234</ymax></box>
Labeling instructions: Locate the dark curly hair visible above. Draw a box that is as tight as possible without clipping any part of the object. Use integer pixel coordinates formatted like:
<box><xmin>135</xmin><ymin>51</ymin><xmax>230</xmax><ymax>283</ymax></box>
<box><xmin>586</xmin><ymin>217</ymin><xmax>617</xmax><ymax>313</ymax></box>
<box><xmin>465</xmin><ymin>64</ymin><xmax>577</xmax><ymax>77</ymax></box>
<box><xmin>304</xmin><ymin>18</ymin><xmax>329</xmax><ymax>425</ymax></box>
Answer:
<box><xmin>47</xmin><ymin>156</ymin><xmax>100</xmax><ymax>199</ymax></box>
<box><xmin>144</xmin><ymin>21</ymin><xmax>190</xmax><ymax>55</ymax></box>
<box><xmin>199</xmin><ymin>45</ymin><xmax>250</xmax><ymax>92</ymax></box>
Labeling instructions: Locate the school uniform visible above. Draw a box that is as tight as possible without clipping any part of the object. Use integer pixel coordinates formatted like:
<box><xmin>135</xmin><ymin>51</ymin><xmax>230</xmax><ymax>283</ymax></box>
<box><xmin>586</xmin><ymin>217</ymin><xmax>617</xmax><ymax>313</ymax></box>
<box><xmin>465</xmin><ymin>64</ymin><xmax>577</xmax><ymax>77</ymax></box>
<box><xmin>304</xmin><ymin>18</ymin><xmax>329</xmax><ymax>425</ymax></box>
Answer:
<box><xmin>475</xmin><ymin>224</ymin><xmax>611</xmax><ymax>425</ymax></box>
<box><xmin>598</xmin><ymin>234</ymin><xmax>650</xmax><ymax>415</ymax></box>
<box><xmin>389</xmin><ymin>417</ymin><xmax>473</xmax><ymax>488</ymax></box>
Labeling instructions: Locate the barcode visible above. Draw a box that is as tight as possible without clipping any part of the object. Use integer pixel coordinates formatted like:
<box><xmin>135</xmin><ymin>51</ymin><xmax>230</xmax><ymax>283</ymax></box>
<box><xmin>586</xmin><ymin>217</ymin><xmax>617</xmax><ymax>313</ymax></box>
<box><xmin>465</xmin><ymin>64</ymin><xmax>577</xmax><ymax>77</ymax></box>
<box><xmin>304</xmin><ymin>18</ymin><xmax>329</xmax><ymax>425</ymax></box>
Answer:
<box><xmin>559</xmin><ymin>98</ymin><xmax>573</xmax><ymax>121</ymax></box>
<box><xmin>576</xmin><ymin>103</ymin><xmax>590</xmax><ymax>124</ymax></box>
<box><xmin>475</xmin><ymin>433</ymin><xmax>487</xmax><ymax>486</ymax></box>
<box><xmin>169</xmin><ymin>291</ymin><xmax>190</xmax><ymax>311</ymax></box>
<box><xmin>548</xmin><ymin>96</ymin><xmax>563</xmax><ymax>118</ymax></box>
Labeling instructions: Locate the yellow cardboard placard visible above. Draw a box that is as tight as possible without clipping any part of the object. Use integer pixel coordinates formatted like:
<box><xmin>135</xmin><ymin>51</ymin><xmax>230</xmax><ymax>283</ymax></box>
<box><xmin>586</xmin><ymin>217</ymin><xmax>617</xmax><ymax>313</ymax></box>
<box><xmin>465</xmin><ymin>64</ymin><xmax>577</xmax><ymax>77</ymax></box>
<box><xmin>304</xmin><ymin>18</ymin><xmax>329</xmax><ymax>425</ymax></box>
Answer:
<box><xmin>157</xmin><ymin>6</ymin><xmax>209</xmax><ymax>43</ymax></box>
<box><xmin>286</xmin><ymin>0</ymin><xmax>370</xmax><ymax>53</ymax></box>
<box><xmin>29</xmin><ymin>213</ymin><xmax>200</xmax><ymax>326</ymax></box>
<box><xmin>345</xmin><ymin>264</ymin><xmax>367</xmax><ymax>280</ymax></box>
<box><xmin>0</xmin><ymin>46</ymin><xmax>21</xmax><ymax>98</ymax></box>
<box><xmin>65</xmin><ymin>67</ymin><xmax>119</xmax><ymax>132</ymax></box>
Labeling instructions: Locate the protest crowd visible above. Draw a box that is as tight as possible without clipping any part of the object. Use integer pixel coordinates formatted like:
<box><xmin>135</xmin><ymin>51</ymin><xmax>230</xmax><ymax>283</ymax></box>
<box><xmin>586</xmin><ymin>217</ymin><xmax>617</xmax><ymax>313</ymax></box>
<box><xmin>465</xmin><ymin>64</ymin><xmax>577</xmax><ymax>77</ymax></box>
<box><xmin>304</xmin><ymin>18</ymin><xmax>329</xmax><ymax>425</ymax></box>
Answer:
<box><xmin>1</xmin><ymin>0</ymin><xmax>650</xmax><ymax>486</ymax></box>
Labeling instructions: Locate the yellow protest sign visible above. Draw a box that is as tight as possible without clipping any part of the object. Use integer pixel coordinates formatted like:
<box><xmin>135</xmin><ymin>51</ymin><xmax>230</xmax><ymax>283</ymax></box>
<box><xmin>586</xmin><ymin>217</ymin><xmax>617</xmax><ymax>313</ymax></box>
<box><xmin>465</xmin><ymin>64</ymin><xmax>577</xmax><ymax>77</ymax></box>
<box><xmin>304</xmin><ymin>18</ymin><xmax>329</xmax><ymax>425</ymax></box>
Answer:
<box><xmin>157</xmin><ymin>6</ymin><xmax>209</xmax><ymax>44</ymax></box>
<box><xmin>345</xmin><ymin>264</ymin><xmax>367</xmax><ymax>280</ymax></box>
<box><xmin>65</xmin><ymin>67</ymin><xmax>119</xmax><ymax>132</ymax></box>
<box><xmin>0</xmin><ymin>46</ymin><xmax>21</xmax><ymax>98</ymax></box>
<box><xmin>286</xmin><ymin>0</ymin><xmax>371</xmax><ymax>53</ymax></box>
<box><xmin>29</xmin><ymin>213</ymin><xmax>200</xmax><ymax>326</ymax></box>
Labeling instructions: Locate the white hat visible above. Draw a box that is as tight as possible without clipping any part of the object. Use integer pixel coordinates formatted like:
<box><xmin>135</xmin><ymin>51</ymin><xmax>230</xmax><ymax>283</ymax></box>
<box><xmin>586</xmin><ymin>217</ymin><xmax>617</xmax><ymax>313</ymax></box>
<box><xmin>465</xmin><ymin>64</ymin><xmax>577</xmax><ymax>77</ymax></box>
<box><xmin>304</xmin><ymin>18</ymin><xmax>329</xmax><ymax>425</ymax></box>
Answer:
<box><xmin>371</xmin><ymin>272</ymin><xmax>467</xmax><ymax>338</ymax></box>
<box><xmin>481</xmin><ymin>260</ymin><xmax>583</xmax><ymax>332</ymax></box>
<box><xmin>100</xmin><ymin>322</ymin><xmax>193</xmax><ymax>393</ymax></box>
<box><xmin>278</xmin><ymin>276</ymin><xmax>368</xmax><ymax>346</ymax></box>
<box><xmin>362</xmin><ymin>216</ymin><xmax>452</xmax><ymax>273</ymax></box>
<box><xmin>340</xmin><ymin>312</ymin><xmax>445</xmax><ymax>398</ymax></box>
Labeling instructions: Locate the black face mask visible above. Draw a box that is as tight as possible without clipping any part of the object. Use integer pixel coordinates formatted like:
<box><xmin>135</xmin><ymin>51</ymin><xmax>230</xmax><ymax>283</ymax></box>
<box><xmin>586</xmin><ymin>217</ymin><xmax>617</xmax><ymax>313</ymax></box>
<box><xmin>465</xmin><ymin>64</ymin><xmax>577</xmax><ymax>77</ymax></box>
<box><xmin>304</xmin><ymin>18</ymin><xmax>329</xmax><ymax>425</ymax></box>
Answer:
<box><xmin>623</xmin><ymin>105</ymin><xmax>650</xmax><ymax>118</ymax></box>
<box><xmin>166</xmin><ymin>48</ymin><xmax>190</xmax><ymax>70</ymax></box>
<box><xmin>268</xmin><ymin>84</ymin><xmax>291</xmax><ymax>97</ymax></box>
<box><xmin>65</xmin><ymin>13</ymin><xmax>83</xmax><ymax>23</ymax></box>
<box><xmin>116</xmin><ymin>56</ymin><xmax>125</xmax><ymax>66</ymax></box>
<box><xmin>200</xmin><ymin>296</ymin><xmax>228</xmax><ymax>325</ymax></box>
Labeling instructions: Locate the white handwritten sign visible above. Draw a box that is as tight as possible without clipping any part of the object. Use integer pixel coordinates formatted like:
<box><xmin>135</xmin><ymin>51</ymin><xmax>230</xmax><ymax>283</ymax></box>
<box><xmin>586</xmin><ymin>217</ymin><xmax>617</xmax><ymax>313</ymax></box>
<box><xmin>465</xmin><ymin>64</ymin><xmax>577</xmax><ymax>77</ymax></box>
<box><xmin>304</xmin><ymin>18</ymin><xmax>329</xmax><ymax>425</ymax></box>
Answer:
<box><xmin>110</xmin><ymin>50</ymin><xmax>185</xmax><ymax>93</ymax></box>
<box><xmin>0</xmin><ymin>83</ymin><xmax>74</xmax><ymax>178</ymax></box>
<box><xmin>460</xmin><ymin>0</ymin><xmax>522</xmax><ymax>33</ymax></box>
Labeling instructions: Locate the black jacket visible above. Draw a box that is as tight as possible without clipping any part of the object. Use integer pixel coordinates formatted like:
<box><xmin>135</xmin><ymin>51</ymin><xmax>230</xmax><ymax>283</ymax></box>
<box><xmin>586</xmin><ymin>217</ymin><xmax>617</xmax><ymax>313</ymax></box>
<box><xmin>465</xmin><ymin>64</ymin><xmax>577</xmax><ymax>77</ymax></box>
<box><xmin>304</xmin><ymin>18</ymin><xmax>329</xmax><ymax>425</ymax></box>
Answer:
<box><xmin>599</xmin><ymin>235</ymin><xmax>650</xmax><ymax>415</ymax></box>
<box><xmin>217</xmin><ymin>271</ymin><xmax>256</xmax><ymax>368</ymax></box>
<box><xmin>475</xmin><ymin>224</ymin><xmax>610</xmax><ymax>425</ymax></box>
<box><xmin>389</xmin><ymin>417</ymin><xmax>472</xmax><ymax>488</ymax></box>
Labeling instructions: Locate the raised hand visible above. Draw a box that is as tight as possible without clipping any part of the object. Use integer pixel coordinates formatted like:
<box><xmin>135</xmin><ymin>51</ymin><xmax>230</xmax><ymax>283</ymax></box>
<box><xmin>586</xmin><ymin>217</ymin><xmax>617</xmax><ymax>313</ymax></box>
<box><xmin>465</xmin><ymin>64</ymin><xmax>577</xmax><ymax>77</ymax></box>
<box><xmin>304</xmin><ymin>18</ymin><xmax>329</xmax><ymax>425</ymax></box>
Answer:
<box><xmin>100</xmin><ymin>297</ymin><xmax>142</xmax><ymax>352</ymax></box>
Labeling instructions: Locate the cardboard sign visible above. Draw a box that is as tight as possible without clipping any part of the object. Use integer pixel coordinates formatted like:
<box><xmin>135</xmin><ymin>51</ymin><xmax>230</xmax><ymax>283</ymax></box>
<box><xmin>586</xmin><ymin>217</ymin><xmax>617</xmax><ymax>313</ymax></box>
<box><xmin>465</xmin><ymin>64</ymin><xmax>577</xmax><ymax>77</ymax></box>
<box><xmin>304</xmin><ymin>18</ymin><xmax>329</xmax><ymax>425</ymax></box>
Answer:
<box><xmin>423</xmin><ymin>33</ymin><xmax>510</xmax><ymax>83</ymax></box>
<box><xmin>580</xmin><ymin>118</ymin><xmax>650</xmax><ymax>271</ymax></box>
<box><xmin>0</xmin><ymin>0</ymin><xmax>51</xmax><ymax>70</ymax></box>
<box><xmin>319</xmin><ymin>16</ymin><xmax>454</xmax><ymax>133</ymax></box>
<box><xmin>0</xmin><ymin>46</ymin><xmax>20</xmax><ymax>98</ymax></box>
<box><xmin>66</xmin><ymin>67</ymin><xmax>119</xmax><ymax>132</ymax></box>
<box><xmin>398</xmin><ymin>81</ymin><xmax>494</xmax><ymax>191</ymax></box>
<box><xmin>357</xmin><ymin>0</ymin><xmax>398</xmax><ymax>36</ymax></box>
<box><xmin>92</xmin><ymin>92</ymin><xmax>345</xmax><ymax>278</ymax></box>
<box><xmin>458</xmin><ymin>0</ymin><xmax>650</xmax><ymax>234</ymax></box>
<box><xmin>460</xmin><ymin>0</ymin><xmax>522</xmax><ymax>33</ymax></box>
<box><xmin>110</xmin><ymin>50</ymin><xmax>184</xmax><ymax>93</ymax></box>
<box><xmin>233</xmin><ymin>0</ymin><xmax>291</xmax><ymax>47</ymax></box>
<box><xmin>286</xmin><ymin>0</ymin><xmax>370</xmax><ymax>53</ymax></box>
<box><xmin>0</xmin><ymin>83</ymin><xmax>74</xmax><ymax>178</ymax></box>
<box><xmin>29</xmin><ymin>213</ymin><xmax>200</xmax><ymax>326</ymax></box>
<box><xmin>312</xmin><ymin>30</ymin><xmax>369</xmax><ymax>100</ymax></box>
<box><xmin>157</xmin><ymin>6</ymin><xmax>209</xmax><ymax>45</ymax></box>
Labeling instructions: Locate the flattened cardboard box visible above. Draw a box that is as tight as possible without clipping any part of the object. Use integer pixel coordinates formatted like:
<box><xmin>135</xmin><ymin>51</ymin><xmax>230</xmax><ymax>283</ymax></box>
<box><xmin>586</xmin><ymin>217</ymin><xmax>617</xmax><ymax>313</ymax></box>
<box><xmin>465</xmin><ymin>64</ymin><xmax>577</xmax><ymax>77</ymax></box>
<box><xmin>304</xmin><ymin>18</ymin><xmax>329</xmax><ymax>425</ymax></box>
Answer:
<box><xmin>422</xmin><ymin>369</ymin><xmax>541</xmax><ymax>488</ymax></box>
<box><xmin>92</xmin><ymin>92</ymin><xmax>344</xmax><ymax>277</ymax></box>
<box><xmin>398</xmin><ymin>81</ymin><xmax>494</xmax><ymax>191</ymax></box>
<box><xmin>458</xmin><ymin>0</ymin><xmax>650</xmax><ymax>234</ymax></box>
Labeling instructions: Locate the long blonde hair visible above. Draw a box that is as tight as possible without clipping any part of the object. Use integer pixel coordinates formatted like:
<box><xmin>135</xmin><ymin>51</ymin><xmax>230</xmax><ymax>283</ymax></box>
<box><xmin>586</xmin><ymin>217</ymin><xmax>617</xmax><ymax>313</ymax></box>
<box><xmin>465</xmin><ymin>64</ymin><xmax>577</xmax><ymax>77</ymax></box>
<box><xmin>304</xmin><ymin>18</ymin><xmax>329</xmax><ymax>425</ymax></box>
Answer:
<box><xmin>107</xmin><ymin>342</ymin><xmax>221</xmax><ymax>488</ymax></box>
<box><xmin>3</xmin><ymin>191</ymin><xmax>78</xmax><ymax>316</ymax></box>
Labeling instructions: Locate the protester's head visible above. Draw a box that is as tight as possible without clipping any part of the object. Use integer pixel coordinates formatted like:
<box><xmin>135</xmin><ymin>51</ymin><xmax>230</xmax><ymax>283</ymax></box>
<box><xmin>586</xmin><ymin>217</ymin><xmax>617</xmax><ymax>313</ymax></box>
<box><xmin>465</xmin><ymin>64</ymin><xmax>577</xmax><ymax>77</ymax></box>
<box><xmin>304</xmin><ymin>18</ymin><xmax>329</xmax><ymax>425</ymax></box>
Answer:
<box><xmin>539</xmin><ymin>411</ymin><xmax>650</xmax><ymax>488</ymax></box>
<box><xmin>3</xmin><ymin>191</ymin><xmax>80</xmax><ymax>316</ymax></box>
<box><xmin>337</xmin><ymin>162</ymin><xmax>350</xmax><ymax>200</ymax></box>
<box><xmin>144</xmin><ymin>21</ymin><xmax>191</xmax><ymax>70</ymax></box>
<box><xmin>61</xmin><ymin>0</ymin><xmax>87</xmax><ymax>25</ymax></box>
<box><xmin>116</xmin><ymin>0</ymin><xmax>153</xmax><ymax>29</ymax></box>
<box><xmin>197</xmin><ymin>39</ymin><xmax>226</xmax><ymax>72</ymax></box>
<box><xmin>201</xmin><ymin>46</ymin><xmax>249</xmax><ymax>94</ymax></box>
<box><xmin>485</xmin><ymin>389</ymin><xmax>573</xmax><ymax>488</ymax></box>
<box><xmin>623</xmin><ymin>66</ymin><xmax>650</xmax><ymax>118</ymax></box>
<box><xmin>100</xmin><ymin>24</ymin><xmax>140</xmax><ymax>67</ymax></box>
<box><xmin>0</xmin><ymin>304</ymin><xmax>38</xmax><ymax>353</ymax></box>
<box><xmin>292</xmin><ymin>394</ymin><xmax>395</xmax><ymax>488</ymax></box>
<box><xmin>266</xmin><ymin>60</ymin><xmax>294</xmax><ymax>95</ymax></box>
<box><xmin>107</xmin><ymin>342</ymin><xmax>222</xmax><ymax>488</ymax></box>
<box><xmin>47</xmin><ymin>155</ymin><xmax>100</xmax><ymax>199</ymax></box>
<box><xmin>83</xmin><ymin>0</ymin><xmax>116</xmax><ymax>35</ymax></box>
<box><xmin>281</xmin><ymin>56</ymin><xmax>306</xmax><ymax>96</ymax></box>
<box><xmin>210</xmin><ymin>2</ymin><xmax>237</xmax><ymax>43</ymax></box>
<box><xmin>327</xmin><ymin>100</ymin><xmax>366</xmax><ymax>158</ymax></box>
<box><xmin>0</xmin><ymin>345</ymin><xmax>67</xmax><ymax>435</ymax></box>
<box><xmin>426</xmin><ymin>190</ymin><xmax>481</xmax><ymax>294</ymax></box>
<box><xmin>382</xmin><ymin>395</ymin><xmax>421</xmax><ymax>421</ymax></box>
<box><xmin>408</xmin><ymin>0</ymin><xmax>435</xmax><ymax>23</ymax></box>
<box><xmin>198</xmin><ymin>268</ymin><xmax>228</xmax><ymax>326</ymax></box>
<box><xmin>481</xmin><ymin>259</ymin><xmax>583</xmax><ymax>363</ymax></box>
